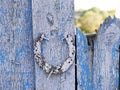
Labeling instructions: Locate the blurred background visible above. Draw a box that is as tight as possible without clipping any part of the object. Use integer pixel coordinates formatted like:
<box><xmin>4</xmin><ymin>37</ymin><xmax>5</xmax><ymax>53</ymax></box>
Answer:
<box><xmin>74</xmin><ymin>0</ymin><xmax>120</xmax><ymax>34</ymax></box>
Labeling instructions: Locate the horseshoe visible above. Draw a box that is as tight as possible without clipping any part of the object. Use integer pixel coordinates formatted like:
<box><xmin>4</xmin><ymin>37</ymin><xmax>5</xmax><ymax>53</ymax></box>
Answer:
<box><xmin>34</xmin><ymin>33</ymin><xmax>75</xmax><ymax>75</ymax></box>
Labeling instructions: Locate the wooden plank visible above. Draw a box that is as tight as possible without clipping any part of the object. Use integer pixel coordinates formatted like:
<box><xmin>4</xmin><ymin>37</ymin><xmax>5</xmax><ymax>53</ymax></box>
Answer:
<box><xmin>0</xmin><ymin>1</ymin><xmax>35</xmax><ymax>90</ymax></box>
<box><xmin>93</xmin><ymin>17</ymin><xmax>120</xmax><ymax>90</ymax></box>
<box><xmin>76</xmin><ymin>28</ymin><xmax>92</xmax><ymax>90</ymax></box>
<box><xmin>32</xmin><ymin>0</ymin><xmax>75</xmax><ymax>90</ymax></box>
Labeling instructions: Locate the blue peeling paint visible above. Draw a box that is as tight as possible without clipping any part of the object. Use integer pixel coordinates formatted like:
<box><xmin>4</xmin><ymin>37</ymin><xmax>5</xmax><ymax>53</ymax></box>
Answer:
<box><xmin>93</xmin><ymin>17</ymin><xmax>120</xmax><ymax>90</ymax></box>
<box><xmin>112</xmin><ymin>41</ymin><xmax>120</xmax><ymax>88</ymax></box>
<box><xmin>0</xmin><ymin>51</ymin><xmax>5</xmax><ymax>64</ymax></box>
<box><xmin>76</xmin><ymin>28</ymin><xmax>92</xmax><ymax>90</ymax></box>
<box><xmin>16</xmin><ymin>46</ymin><xmax>25</xmax><ymax>56</ymax></box>
<box><xmin>0</xmin><ymin>0</ymin><xmax>35</xmax><ymax>90</ymax></box>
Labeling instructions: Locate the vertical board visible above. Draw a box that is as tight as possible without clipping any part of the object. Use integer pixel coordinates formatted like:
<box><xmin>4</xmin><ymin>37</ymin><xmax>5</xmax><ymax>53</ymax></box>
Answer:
<box><xmin>32</xmin><ymin>0</ymin><xmax>75</xmax><ymax>90</ymax></box>
<box><xmin>76</xmin><ymin>28</ymin><xmax>92</xmax><ymax>90</ymax></box>
<box><xmin>0</xmin><ymin>0</ymin><xmax>35</xmax><ymax>90</ymax></box>
<box><xmin>93</xmin><ymin>17</ymin><xmax>120</xmax><ymax>90</ymax></box>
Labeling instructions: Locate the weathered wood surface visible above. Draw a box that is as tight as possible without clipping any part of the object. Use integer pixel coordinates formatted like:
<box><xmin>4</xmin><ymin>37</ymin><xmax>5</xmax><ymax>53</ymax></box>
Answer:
<box><xmin>0</xmin><ymin>1</ymin><xmax>119</xmax><ymax>90</ymax></box>
<box><xmin>0</xmin><ymin>1</ymin><xmax>35</xmax><ymax>90</ymax></box>
<box><xmin>76</xmin><ymin>28</ymin><xmax>92</xmax><ymax>90</ymax></box>
<box><xmin>32</xmin><ymin>0</ymin><xmax>75</xmax><ymax>90</ymax></box>
<box><xmin>93</xmin><ymin>17</ymin><xmax>120</xmax><ymax>90</ymax></box>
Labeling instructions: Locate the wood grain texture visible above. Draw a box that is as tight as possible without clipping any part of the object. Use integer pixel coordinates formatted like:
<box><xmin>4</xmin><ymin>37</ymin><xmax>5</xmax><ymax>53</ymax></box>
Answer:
<box><xmin>76</xmin><ymin>28</ymin><xmax>92</xmax><ymax>90</ymax></box>
<box><xmin>93</xmin><ymin>17</ymin><xmax>120</xmax><ymax>90</ymax></box>
<box><xmin>0</xmin><ymin>1</ymin><xmax>35</xmax><ymax>90</ymax></box>
<box><xmin>32</xmin><ymin>0</ymin><xmax>75</xmax><ymax>90</ymax></box>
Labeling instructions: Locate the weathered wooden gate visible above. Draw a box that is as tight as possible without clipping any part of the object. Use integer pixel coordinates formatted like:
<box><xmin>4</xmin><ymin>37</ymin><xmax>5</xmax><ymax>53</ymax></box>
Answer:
<box><xmin>0</xmin><ymin>0</ymin><xmax>120</xmax><ymax>90</ymax></box>
<box><xmin>76</xmin><ymin>17</ymin><xmax>120</xmax><ymax>90</ymax></box>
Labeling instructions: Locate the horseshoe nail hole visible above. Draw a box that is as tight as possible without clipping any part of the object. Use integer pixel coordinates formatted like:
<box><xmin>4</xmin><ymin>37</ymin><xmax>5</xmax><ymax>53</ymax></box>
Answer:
<box><xmin>67</xmin><ymin>35</ymin><xmax>69</xmax><ymax>38</ymax></box>
<box><xmin>7</xmin><ymin>38</ymin><xmax>10</xmax><ymax>42</ymax></box>
<box><xmin>72</xmin><ymin>52</ymin><xmax>74</xmax><ymax>55</ymax></box>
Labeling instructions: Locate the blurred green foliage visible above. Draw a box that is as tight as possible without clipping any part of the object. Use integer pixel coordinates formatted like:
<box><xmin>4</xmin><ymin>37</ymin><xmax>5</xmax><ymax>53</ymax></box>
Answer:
<box><xmin>75</xmin><ymin>7</ymin><xmax>115</xmax><ymax>33</ymax></box>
